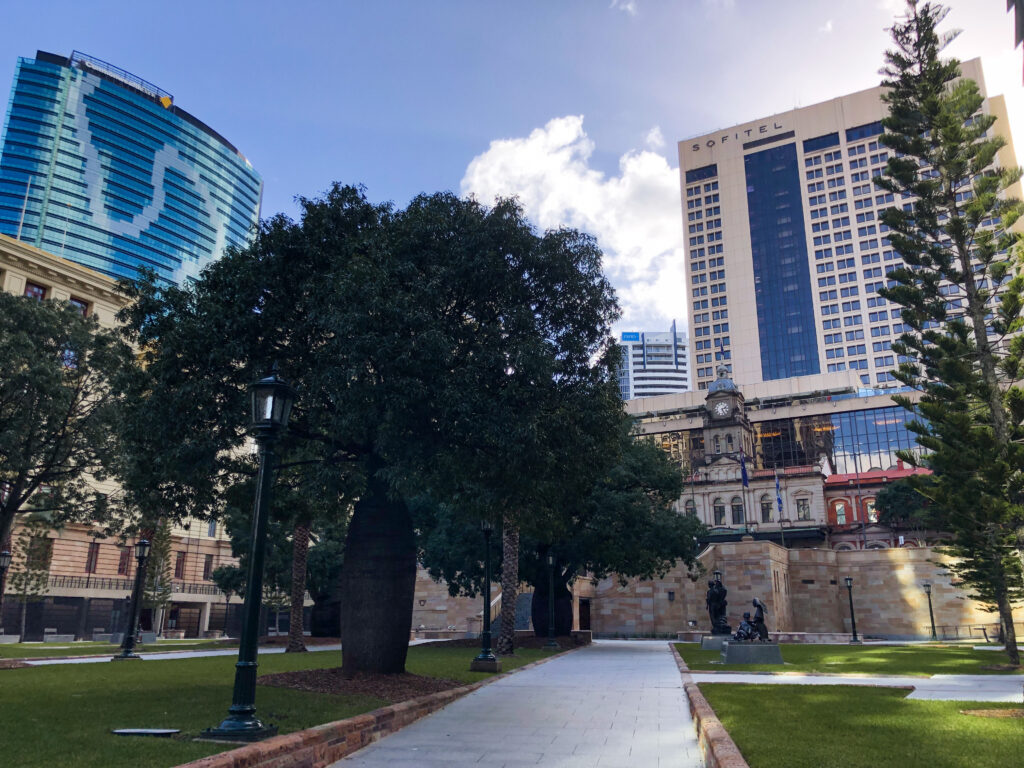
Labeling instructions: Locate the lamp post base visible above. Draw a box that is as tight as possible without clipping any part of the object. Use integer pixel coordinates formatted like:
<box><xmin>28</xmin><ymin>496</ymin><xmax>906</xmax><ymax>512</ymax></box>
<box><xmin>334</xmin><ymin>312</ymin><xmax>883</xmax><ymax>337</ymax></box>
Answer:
<box><xmin>544</xmin><ymin>639</ymin><xmax>560</xmax><ymax>649</ymax></box>
<box><xmin>110</xmin><ymin>653</ymin><xmax>141</xmax><ymax>661</ymax></box>
<box><xmin>470</xmin><ymin>651</ymin><xmax>501</xmax><ymax>673</ymax></box>
<box><xmin>200</xmin><ymin>718</ymin><xmax>278</xmax><ymax>743</ymax></box>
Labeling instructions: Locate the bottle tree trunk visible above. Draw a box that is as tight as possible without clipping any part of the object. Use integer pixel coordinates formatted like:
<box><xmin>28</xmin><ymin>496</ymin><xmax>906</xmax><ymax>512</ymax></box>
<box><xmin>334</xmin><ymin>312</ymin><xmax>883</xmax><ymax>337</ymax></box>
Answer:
<box><xmin>286</xmin><ymin>519</ymin><xmax>311</xmax><ymax>653</ymax></box>
<box><xmin>338</xmin><ymin>466</ymin><xmax>416</xmax><ymax>675</ymax></box>
<box><xmin>496</xmin><ymin>519</ymin><xmax>519</xmax><ymax>656</ymax></box>
<box><xmin>20</xmin><ymin>601</ymin><xmax>27</xmax><ymax>640</ymax></box>
<box><xmin>530</xmin><ymin>561</ymin><xmax>573</xmax><ymax>638</ymax></box>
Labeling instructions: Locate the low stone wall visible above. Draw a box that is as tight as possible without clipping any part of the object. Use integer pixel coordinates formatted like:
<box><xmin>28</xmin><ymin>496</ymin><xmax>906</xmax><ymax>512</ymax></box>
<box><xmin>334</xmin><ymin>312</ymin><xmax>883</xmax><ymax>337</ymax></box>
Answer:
<box><xmin>670</xmin><ymin>644</ymin><xmax>749</xmax><ymax>768</ymax></box>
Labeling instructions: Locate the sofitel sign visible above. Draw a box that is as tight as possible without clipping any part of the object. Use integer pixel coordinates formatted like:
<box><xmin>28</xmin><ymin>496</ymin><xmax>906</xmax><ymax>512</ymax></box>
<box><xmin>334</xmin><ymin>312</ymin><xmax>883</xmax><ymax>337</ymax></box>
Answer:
<box><xmin>692</xmin><ymin>122</ymin><xmax>785</xmax><ymax>151</ymax></box>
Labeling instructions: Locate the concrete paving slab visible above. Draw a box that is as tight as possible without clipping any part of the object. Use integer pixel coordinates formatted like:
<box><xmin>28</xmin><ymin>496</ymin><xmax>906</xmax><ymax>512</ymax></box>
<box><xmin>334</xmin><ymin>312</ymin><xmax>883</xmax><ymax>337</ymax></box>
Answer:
<box><xmin>334</xmin><ymin>640</ymin><xmax>702</xmax><ymax>768</ymax></box>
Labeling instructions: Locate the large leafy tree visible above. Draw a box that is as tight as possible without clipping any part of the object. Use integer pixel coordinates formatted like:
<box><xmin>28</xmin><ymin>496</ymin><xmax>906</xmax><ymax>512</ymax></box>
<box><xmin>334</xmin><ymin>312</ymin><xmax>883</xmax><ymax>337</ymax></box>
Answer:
<box><xmin>0</xmin><ymin>292</ymin><xmax>133</xmax><ymax>544</ymax></box>
<box><xmin>418</xmin><ymin>418</ymin><xmax>702</xmax><ymax>637</ymax></box>
<box><xmin>116</xmin><ymin>185</ymin><xmax>619</xmax><ymax>674</ymax></box>
<box><xmin>877</xmin><ymin>1</ymin><xmax>1024</xmax><ymax>663</ymax></box>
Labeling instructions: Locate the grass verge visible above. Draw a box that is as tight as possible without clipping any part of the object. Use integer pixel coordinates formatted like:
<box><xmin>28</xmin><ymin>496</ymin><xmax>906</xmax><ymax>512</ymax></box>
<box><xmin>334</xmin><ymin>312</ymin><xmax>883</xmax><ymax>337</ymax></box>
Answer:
<box><xmin>0</xmin><ymin>643</ymin><xmax>559</xmax><ymax>768</ymax></box>
<box><xmin>700</xmin><ymin>683</ymin><xmax>1024</xmax><ymax>768</ymax></box>
<box><xmin>675</xmin><ymin>642</ymin><xmax>1023</xmax><ymax>676</ymax></box>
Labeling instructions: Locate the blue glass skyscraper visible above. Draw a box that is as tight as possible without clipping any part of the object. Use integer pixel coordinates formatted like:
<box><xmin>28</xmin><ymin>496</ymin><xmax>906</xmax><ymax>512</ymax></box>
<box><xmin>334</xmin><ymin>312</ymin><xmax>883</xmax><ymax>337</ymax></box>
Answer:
<box><xmin>0</xmin><ymin>51</ymin><xmax>262</xmax><ymax>285</ymax></box>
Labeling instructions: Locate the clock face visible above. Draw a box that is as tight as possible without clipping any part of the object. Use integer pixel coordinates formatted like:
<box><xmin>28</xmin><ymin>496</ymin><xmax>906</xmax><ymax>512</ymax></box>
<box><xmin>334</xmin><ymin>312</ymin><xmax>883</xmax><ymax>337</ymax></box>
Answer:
<box><xmin>713</xmin><ymin>401</ymin><xmax>730</xmax><ymax>417</ymax></box>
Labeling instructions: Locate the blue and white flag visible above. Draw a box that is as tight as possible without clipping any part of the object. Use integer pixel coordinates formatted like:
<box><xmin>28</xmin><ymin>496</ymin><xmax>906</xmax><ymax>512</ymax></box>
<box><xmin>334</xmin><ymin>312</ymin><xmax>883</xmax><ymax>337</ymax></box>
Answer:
<box><xmin>740</xmin><ymin>451</ymin><xmax>749</xmax><ymax>488</ymax></box>
<box><xmin>775</xmin><ymin>470</ymin><xmax>783</xmax><ymax>513</ymax></box>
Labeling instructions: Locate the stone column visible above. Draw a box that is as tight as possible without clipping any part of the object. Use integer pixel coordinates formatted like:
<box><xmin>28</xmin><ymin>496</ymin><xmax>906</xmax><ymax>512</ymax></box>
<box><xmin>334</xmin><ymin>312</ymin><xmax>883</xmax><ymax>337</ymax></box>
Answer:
<box><xmin>199</xmin><ymin>600</ymin><xmax>212</xmax><ymax>635</ymax></box>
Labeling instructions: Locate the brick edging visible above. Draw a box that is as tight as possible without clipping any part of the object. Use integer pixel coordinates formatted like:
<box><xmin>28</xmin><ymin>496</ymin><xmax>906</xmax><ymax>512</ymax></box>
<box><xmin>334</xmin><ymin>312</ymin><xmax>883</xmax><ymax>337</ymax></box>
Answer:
<box><xmin>670</xmin><ymin>643</ymin><xmax>750</xmax><ymax>768</ymax></box>
<box><xmin>176</xmin><ymin>644</ymin><xmax>584</xmax><ymax>768</ymax></box>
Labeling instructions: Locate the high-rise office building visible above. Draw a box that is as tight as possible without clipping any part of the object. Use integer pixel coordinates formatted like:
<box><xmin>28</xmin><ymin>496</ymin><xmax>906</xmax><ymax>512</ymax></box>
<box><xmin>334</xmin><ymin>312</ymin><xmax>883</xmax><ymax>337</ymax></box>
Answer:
<box><xmin>616</xmin><ymin>323</ymin><xmax>689</xmax><ymax>399</ymax></box>
<box><xmin>0</xmin><ymin>51</ymin><xmax>262</xmax><ymax>285</ymax></box>
<box><xmin>679</xmin><ymin>59</ymin><xmax>1020</xmax><ymax>391</ymax></box>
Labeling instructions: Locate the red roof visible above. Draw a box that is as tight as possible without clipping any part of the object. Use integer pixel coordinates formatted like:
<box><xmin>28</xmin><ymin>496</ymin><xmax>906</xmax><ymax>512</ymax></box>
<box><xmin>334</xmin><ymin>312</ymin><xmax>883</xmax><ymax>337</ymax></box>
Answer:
<box><xmin>824</xmin><ymin>466</ymin><xmax>930</xmax><ymax>485</ymax></box>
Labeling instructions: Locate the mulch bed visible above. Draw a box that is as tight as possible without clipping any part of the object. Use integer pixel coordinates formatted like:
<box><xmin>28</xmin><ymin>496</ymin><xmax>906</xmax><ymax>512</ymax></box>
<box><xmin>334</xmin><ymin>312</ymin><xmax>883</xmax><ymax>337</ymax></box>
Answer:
<box><xmin>256</xmin><ymin>635</ymin><xmax>341</xmax><ymax>647</ymax></box>
<box><xmin>979</xmin><ymin>664</ymin><xmax>1022</xmax><ymax>672</ymax></box>
<box><xmin>961</xmin><ymin>708</ymin><xmax>1024</xmax><ymax>718</ymax></box>
<box><xmin>0</xmin><ymin>659</ymin><xmax>30</xmax><ymax>669</ymax></box>
<box><xmin>258</xmin><ymin>668</ymin><xmax>464</xmax><ymax>703</ymax></box>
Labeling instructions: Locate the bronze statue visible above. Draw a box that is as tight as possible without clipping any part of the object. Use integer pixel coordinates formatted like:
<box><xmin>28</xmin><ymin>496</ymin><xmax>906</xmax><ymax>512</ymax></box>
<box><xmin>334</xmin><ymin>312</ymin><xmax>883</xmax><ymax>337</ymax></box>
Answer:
<box><xmin>751</xmin><ymin>598</ymin><xmax>770</xmax><ymax>641</ymax></box>
<box><xmin>733</xmin><ymin>612</ymin><xmax>757</xmax><ymax>641</ymax></box>
<box><xmin>706</xmin><ymin>578</ymin><xmax>731</xmax><ymax>635</ymax></box>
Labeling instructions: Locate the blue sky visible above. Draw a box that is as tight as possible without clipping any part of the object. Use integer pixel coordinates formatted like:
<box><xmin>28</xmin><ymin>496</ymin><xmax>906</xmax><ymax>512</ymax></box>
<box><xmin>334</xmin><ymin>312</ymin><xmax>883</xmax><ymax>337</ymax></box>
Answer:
<box><xmin>1</xmin><ymin>1</ymin><xmax>1020</xmax><ymax>332</ymax></box>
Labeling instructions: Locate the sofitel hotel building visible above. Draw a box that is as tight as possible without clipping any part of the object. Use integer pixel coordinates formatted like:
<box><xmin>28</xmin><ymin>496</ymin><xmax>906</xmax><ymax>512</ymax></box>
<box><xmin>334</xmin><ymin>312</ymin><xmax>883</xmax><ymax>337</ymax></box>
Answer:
<box><xmin>679</xmin><ymin>58</ymin><xmax>1018</xmax><ymax>392</ymax></box>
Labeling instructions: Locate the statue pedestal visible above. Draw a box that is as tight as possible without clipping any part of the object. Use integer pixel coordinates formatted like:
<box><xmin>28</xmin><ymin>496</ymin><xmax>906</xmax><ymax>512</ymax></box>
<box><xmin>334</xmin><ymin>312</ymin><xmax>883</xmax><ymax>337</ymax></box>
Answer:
<box><xmin>700</xmin><ymin>635</ymin><xmax>730</xmax><ymax>651</ymax></box>
<box><xmin>721</xmin><ymin>642</ymin><xmax>784</xmax><ymax>665</ymax></box>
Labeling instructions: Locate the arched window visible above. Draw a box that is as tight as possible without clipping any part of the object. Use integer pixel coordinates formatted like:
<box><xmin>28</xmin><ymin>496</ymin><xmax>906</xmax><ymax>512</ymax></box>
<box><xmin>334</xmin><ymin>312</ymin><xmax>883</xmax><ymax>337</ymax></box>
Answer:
<box><xmin>684</xmin><ymin>499</ymin><xmax>697</xmax><ymax>517</ymax></box>
<box><xmin>833</xmin><ymin>500</ymin><xmax>847</xmax><ymax>525</ymax></box>
<box><xmin>713</xmin><ymin>498</ymin><xmax>726</xmax><ymax>525</ymax></box>
<box><xmin>726</xmin><ymin>433</ymin><xmax>734</xmax><ymax>451</ymax></box>
<box><xmin>714</xmin><ymin>435</ymin><xmax>721</xmax><ymax>454</ymax></box>
<box><xmin>865</xmin><ymin>499</ymin><xmax>878</xmax><ymax>523</ymax></box>
<box><xmin>760</xmin><ymin>494</ymin><xmax>773</xmax><ymax>523</ymax></box>
<box><xmin>731</xmin><ymin>496</ymin><xmax>744</xmax><ymax>525</ymax></box>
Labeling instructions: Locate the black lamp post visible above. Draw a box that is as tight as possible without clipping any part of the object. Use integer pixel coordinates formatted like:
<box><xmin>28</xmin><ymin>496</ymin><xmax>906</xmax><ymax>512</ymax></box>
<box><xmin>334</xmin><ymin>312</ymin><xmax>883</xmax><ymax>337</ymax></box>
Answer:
<box><xmin>0</xmin><ymin>549</ymin><xmax>11</xmax><ymax>630</ymax></box>
<box><xmin>923</xmin><ymin>582</ymin><xmax>938</xmax><ymax>641</ymax></box>
<box><xmin>844</xmin><ymin>576</ymin><xmax>860</xmax><ymax>644</ymax></box>
<box><xmin>203</xmin><ymin>368</ymin><xmax>296</xmax><ymax>742</ymax></box>
<box><xmin>545</xmin><ymin>549</ymin><xmax>559</xmax><ymax>648</ymax></box>
<box><xmin>112</xmin><ymin>538</ymin><xmax>151</xmax><ymax>660</ymax></box>
<box><xmin>713</xmin><ymin>570</ymin><xmax>722</xmax><ymax>583</ymax></box>
<box><xmin>470</xmin><ymin>520</ymin><xmax>500</xmax><ymax>672</ymax></box>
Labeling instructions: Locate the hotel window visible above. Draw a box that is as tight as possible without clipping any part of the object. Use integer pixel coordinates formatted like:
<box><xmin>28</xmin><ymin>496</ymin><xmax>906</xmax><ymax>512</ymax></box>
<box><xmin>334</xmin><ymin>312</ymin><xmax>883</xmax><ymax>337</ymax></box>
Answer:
<box><xmin>118</xmin><ymin>547</ymin><xmax>131</xmax><ymax>575</ymax></box>
<box><xmin>85</xmin><ymin>541</ymin><xmax>100</xmax><ymax>573</ymax></box>
<box><xmin>68</xmin><ymin>297</ymin><xmax>89</xmax><ymax>316</ymax></box>
<box><xmin>866</xmin><ymin>499</ymin><xmax>878</xmax><ymax>522</ymax></box>
<box><xmin>203</xmin><ymin>554</ymin><xmax>214</xmax><ymax>580</ymax></box>
<box><xmin>760</xmin><ymin>495</ymin><xmax>773</xmax><ymax>523</ymax></box>
<box><xmin>174</xmin><ymin>551</ymin><xmax>186</xmax><ymax>579</ymax></box>
<box><xmin>684</xmin><ymin>499</ymin><xmax>697</xmax><ymax>517</ymax></box>
<box><xmin>731</xmin><ymin>497</ymin><xmax>744</xmax><ymax>525</ymax></box>
<box><xmin>713</xmin><ymin>498</ymin><xmax>726</xmax><ymax>526</ymax></box>
<box><xmin>207</xmin><ymin>520</ymin><xmax>217</xmax><ymax>537</ymax></box>
<box><xmin>796</xmin><ymin>497</ymin><xmax>811</xmax><ymax>521</ymax></box>
<box><xmin>24</xmin><ymin>282</ymin><xmax>47</xmax><ymax>300</ymax></box>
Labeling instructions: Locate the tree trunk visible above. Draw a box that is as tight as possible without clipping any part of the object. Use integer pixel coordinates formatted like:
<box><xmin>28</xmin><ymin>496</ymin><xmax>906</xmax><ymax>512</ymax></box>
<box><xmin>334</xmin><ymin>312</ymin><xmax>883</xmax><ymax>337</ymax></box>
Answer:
<box><xmin>20</xmin><ymin>600</ymin><xmax>27</xmax><ymax>639</ymax></box>
<box><xmin>286</xmin><ymin>520</ymin><xmax>311</xmax><ymax>653</ymax></box>
<box><xmin>996</xmin><ymin>591</ymin><xmax>1020</xmax><ymax>666</ymax></box>
<box><xmin>530</xmin><ymin>567</ymin><xmax>573</xmax><ymax>638</ymax></box>
<box><xmin>338</xmin><ymin>469</ymin><xmax>416</xmax><ymax>675</ymax></box>
<box><xmin>496</xmin><ymin>519</ymin><xmax>519</xmax><ymax>656</ymax></box>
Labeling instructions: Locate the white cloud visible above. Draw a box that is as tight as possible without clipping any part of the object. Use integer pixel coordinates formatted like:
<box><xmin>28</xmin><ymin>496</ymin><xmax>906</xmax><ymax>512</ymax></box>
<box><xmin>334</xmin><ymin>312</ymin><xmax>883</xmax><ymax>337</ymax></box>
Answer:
<box><xmin>819</xmin><ymin>19</ymin><xmax>834</xmax><ymax>34</ymax></box>
<box><xmin>461</xmin><ymin>116</ymin><xmax>687</xmax><ymax>335</ymax></box>
<box><xmin>610</xmin><ymin>0</ymin><xmax>637</xmax><ymax>16</ymax></box>
<box><xmin>645</xmin><ymin>125</ymin><xmax>665</xmax><ymax>150</ymax></box>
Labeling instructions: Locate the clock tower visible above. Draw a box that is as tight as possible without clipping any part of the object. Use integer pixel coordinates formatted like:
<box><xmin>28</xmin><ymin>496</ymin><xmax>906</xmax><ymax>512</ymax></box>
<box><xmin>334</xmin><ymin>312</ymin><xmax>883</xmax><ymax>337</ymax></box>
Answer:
<box><xmin>702</xmin><ymin>364</ymin><xmax>754</xmax><ymax>463</ymax></box>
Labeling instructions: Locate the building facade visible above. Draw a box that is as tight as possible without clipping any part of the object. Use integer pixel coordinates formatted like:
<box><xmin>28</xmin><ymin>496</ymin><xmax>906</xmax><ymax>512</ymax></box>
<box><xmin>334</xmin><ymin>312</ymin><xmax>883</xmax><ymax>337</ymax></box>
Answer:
<box><xmin>0</xmin><ymin>51</ymin><xmax>262</xmax><ymax>286</ymax></box>
<box><xmin>616</xmin><ymin>324</ymin><xmax>689</xmax><ymax>399</ymax></box>
<box><xmin>0</xmin><ymin>234</ymin><xmax>241</xmax><ymax>640</ymax></box>
<box><xmin>679</xmin><ymin>58</ymin><xmax>1021</xmax><ymax>391</ymax></box>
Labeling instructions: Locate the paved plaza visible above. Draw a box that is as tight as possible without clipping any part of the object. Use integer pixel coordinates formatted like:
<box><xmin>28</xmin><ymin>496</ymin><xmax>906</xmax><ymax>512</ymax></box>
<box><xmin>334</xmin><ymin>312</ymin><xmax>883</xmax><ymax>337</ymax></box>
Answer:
<box><xmin>335</xmin><ymin>640</ymin><xmax>702</xmax><ymax>768</ymax></box>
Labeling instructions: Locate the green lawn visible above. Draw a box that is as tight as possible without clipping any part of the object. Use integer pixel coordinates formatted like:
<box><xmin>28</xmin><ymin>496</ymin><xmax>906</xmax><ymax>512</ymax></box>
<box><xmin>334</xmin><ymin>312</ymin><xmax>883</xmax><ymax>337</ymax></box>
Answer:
<box><xmin>675</xmin><ymin>642</ymin><xmax>1022</xmax><ymax>676</ymax></box>
<box><xmin>0</xmin><ymin>644</ymin><xmax>558</xmax><ymax>768</ymax></box>
<box><xmin>0</xmin><ymin>639</ymin><xmax>234</xmax><ymax>659</ymax></box>
<box><xmin>701</xmin><ymin>683</ymin><xmax>1024</xmax><ymax>768</ymax></box>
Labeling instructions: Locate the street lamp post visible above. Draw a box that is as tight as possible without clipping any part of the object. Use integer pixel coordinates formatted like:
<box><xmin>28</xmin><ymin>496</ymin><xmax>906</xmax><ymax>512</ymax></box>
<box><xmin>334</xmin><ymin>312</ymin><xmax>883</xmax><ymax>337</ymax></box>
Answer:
<box><xmin>844</xmin><ymin>576</ymin><xmax>860</xmax><ymax>644</ymax></box>
<box><xmin>713</xmin><ymin>570</ymin><xmax>722</xmax><ymax>583</ymax></box>
<box><xmin>0</xmin><ymin>549</ymin><xmax>11</xmax><ymax>631</ymax></box>
<box><xmin>470</xmin><ymin>520</ymin><xmax>501</xmax><ymax>672</ymax></box>
<box><xmin>112</xmin><ymin>539</ymin><xmax>151</xmax><ymax>660</ymax></box>
<box><xmin>203</xmin><ymin>369</ymin><xmax>296</xmax><ymax>742</ymax></box>
<box><xmin>545</xmin><ymin>550</ymin><xmax>559</xmax><ymax>648</ymax></box>
<box><xmin>923</xmin><ymin>582</ymin><xmax>938</xmax><ymax>641</ymax></box>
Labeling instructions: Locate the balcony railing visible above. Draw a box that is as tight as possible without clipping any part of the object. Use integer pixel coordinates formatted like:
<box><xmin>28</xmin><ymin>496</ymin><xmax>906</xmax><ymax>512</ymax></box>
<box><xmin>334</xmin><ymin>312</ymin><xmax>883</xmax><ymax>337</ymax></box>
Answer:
<box><xmin>47</xmin><ymin>575</ymin><xmax>222</xmax><ymax>596</ymax></box>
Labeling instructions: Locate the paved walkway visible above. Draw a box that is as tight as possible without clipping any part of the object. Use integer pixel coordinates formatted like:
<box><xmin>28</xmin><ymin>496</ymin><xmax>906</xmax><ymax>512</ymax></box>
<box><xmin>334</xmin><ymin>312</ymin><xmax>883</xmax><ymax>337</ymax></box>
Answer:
<box><xmin>688</xmin><ymin>672</ymin><xmax>1024</xmax><ymax>702</ymax></box>
<box><xmin>334</xmin><ymin>640</ymin><xmax>702</xmax><ymax>768</ymax></box>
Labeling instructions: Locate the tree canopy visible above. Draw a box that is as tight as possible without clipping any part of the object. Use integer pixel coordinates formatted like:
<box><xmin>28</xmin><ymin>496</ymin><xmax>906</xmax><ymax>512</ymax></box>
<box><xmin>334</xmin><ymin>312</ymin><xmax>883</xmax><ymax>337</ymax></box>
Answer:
<box><xmin>115</xmin><ymin>185</ymin><xmax>623</xmax><ymax>673</ymax></box>
<box><xmin>0</xmin><ymin>291</ymin><xmax>133</xmax><ymax>544</ymax></box>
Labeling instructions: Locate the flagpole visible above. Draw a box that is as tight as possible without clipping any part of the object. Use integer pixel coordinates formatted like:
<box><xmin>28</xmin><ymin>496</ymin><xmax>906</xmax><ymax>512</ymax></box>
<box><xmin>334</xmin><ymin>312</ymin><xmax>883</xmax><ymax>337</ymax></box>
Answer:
<box><xmin>775</xmin><ymin>465</ymin><xmax>786</xmax><ymax>549</ymax></box>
